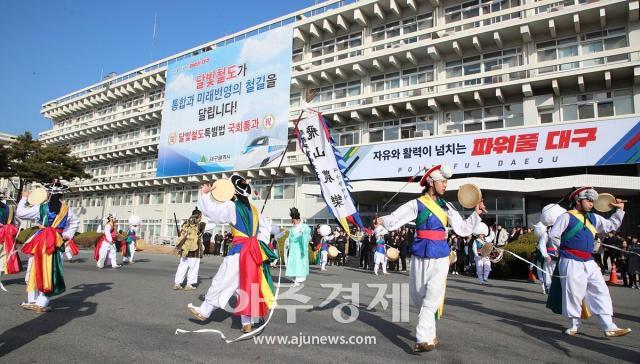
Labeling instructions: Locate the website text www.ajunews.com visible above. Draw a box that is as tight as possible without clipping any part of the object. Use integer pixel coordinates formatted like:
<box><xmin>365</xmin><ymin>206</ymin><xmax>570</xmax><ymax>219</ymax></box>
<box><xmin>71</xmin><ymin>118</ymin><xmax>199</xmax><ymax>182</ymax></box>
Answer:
<box><xmin>253</xmin><ymin>333</ymin><xmax>377</xmax><ymax>346</ymax></box>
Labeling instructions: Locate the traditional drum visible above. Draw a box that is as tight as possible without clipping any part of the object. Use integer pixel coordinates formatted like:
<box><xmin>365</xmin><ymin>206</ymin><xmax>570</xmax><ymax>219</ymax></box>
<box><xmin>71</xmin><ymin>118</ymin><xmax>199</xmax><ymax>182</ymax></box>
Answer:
<box><xmin>458</xmin><ymin>184</ymin><xmax>482</xmax><ymax>209</ymax></box>
<box><xmin>448</xmin><ymin>250</ymin><xmax>458</xmax><ymax>265</ymax></box>
<box><xmin>479</xmin><ymin>241</ymin><xmax>494</xmax><ymax>257</ymax></box>
<box><xmin>210</xmin><ymin>179</ymin><xmax>235</xmax><ymax>202</ymax></box>
<box><xmin>386</xmin><ymin>247</ymin><xmax>400</xmax><ymax>262</ymax></box>
<box><xmin>27</xmin><ymin>187</ymin><xmax>48</xmax><ymax>206</ymax></box>
<box><xmin>593</xmin><ymin>193</ymin><xmax>616</xmax><ymax>213</ymax></box>
<box><xmin>327</xmin><ymin>245</ymin><xmax>339</xmax><ymax>259</ymax></box>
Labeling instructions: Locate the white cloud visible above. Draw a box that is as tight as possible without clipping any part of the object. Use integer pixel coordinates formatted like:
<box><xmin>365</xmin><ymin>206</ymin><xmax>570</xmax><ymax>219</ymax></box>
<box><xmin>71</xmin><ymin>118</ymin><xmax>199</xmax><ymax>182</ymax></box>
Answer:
<box><xmin>165</xmin><ymin>73</ymin><xmax>194</xmax><ymax>96</ymax></box>
<box><xmin>238</xmin><ymin>26</ymin><xmax>292</xmax><ymax>66</ymax></box>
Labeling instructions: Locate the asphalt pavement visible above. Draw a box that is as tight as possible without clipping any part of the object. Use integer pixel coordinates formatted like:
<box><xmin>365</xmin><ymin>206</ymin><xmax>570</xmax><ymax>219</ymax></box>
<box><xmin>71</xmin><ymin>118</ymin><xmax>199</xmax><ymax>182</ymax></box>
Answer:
<box><xmin>0</xmin><ymin>251</ymin><xmax>638</xmax><ymax>363</ymax></box>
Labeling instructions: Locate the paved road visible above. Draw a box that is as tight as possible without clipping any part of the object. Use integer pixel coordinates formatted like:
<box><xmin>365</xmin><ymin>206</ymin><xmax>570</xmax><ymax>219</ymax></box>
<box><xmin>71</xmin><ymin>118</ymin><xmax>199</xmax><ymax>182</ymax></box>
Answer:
<box><xmin>0</xmin><ymin>251</ymin><xmax>638</xmax><ymax>363</ymax></box>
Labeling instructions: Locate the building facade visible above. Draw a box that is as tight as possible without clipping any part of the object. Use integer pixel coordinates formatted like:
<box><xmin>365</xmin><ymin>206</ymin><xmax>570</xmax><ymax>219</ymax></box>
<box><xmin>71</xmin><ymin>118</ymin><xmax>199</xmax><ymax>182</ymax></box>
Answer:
<box><xmin>0</xmin><ymin>132</ymin><xmax>19</xmax><ymax>202</ymax></box>
<box><xmin>39</xmin><ymin>0</ymin><xmax>640</xmax><ymax>241</ymax></box>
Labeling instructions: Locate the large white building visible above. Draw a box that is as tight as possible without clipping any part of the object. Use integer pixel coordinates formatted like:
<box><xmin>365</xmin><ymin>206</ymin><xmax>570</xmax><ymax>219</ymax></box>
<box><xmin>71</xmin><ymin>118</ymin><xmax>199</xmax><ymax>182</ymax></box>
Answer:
<box><xmin>39</xmin><ymin>0</ymin><xmax>640</xmax><ymax>241</ymax></box>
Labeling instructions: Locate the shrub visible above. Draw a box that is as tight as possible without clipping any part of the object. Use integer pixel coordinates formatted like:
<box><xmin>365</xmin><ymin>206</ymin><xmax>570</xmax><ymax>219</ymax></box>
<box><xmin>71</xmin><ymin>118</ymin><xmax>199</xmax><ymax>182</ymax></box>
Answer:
<box><xmin>16</xmin><ymin>227</ymin><xmax>40</xmax><ymax>244</ymax></box>
<box><xmin>73</xmin><ymin>232</ymin><xmax>103</xmax><ymax>248</ymax></box>
<box><xmin>491</xmin><ymin>233</ymin><xmax>538</xmax><ymax>279</ymax></box>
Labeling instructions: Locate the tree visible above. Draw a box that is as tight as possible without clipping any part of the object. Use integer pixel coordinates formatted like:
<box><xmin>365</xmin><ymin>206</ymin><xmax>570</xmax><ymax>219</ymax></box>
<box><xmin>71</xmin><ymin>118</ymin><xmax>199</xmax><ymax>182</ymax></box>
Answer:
<box><xmin>0</xmin><ymin>131</ymin><xmax>91</xmax><ymax>198</ymax></box>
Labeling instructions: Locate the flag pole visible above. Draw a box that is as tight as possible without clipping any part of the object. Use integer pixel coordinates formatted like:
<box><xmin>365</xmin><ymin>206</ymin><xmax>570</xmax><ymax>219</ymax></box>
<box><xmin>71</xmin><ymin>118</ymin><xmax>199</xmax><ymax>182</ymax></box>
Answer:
<box><xmin>260</xmin><ymin>90</ymin><xmax>317</xmax><ymax>214</ymax></box>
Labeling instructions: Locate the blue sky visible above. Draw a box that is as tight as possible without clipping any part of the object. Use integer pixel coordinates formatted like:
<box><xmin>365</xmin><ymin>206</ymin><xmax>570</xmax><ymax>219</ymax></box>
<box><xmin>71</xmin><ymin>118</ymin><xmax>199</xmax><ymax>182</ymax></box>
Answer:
<box><xmin>0</xmin><ymin>0</ymin><xmax>316</xmax><ymax>137</ymax></box>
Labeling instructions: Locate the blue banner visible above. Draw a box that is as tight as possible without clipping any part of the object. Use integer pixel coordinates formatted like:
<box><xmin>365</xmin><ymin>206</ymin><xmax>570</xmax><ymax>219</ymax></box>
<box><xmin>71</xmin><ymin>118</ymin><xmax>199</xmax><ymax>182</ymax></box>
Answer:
<box><xmin>157</xmin><ymin>26</ymin><xmax>293</xmax><ymax>177</ymax></box>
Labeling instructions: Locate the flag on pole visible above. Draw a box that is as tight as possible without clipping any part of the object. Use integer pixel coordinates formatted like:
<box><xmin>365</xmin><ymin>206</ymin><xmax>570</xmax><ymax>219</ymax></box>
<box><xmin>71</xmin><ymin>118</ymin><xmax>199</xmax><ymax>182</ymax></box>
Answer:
<box><xmin>296</xmin><ymin>111</ymin><xmax>365</xmax><ymax>235</ymax></box>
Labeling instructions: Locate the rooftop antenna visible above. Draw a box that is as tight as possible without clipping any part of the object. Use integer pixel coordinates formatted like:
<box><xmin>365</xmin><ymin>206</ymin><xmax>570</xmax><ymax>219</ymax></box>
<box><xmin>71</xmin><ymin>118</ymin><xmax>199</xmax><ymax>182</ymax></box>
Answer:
<box><xmin>150</xmin><ymin>12</ymin><xmax>158</xmax><ymax>61</ymax></box>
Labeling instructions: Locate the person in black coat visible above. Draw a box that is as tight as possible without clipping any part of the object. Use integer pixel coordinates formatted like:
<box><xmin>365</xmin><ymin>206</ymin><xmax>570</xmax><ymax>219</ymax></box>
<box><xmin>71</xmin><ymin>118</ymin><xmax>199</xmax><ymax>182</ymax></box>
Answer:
<box><xmin>398</xmin><ymin>228</ymin><xmax>409</xmax><ymax>272</ymax></box>
<box><xmin>214</xmin><ymin>232</ymin><xmax>223</xmax><ymax>255</ymax></box>
<box><xmin>360</xmin><ymin>233</ymin><xmax>373</xmax><ymax>270</ymax></box>
<box><xmin>627</xmin><ymin>237</ymin><xmax>640</xmax><ymax>289</ymax></box>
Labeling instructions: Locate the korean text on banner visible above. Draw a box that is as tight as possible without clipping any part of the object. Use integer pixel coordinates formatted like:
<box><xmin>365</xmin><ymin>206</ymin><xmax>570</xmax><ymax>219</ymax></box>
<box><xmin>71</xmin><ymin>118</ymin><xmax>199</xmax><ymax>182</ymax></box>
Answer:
<box><xmin>297</xmin><ymin>112</ymin><xmax>365</xmax><ymax>235</ymax></box>
<box><xmin>157</xmin><ymin>26</ymin><xmax>293</xmax><ymax>177</ymax></box>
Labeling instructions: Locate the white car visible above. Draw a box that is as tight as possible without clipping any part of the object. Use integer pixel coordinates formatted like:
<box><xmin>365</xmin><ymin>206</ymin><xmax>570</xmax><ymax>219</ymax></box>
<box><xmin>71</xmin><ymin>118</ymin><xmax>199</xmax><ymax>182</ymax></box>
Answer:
<box><xmin>233</xmin><ymin>136</ymin><xmax>287</xmax><ymax>170</ymax></box>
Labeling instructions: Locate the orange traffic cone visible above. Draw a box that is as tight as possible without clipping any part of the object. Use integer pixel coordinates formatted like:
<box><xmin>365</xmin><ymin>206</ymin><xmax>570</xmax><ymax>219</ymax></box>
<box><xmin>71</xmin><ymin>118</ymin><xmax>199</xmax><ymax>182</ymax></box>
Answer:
<box><xmin>608</xmin><ymin>263</ymin><xmax>621</xmax><ymax>285</ymax></box>
<box><xmin>528</xmin><ymin>268</ymin><xmax>539</xmax><ymax>283</ymax></box>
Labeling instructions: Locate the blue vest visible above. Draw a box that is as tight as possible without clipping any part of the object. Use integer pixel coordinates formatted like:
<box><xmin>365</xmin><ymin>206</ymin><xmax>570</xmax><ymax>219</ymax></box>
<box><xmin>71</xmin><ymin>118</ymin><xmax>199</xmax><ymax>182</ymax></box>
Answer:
<box><xmin>412</xmin><ymin>198</ymin><xmax>449</xmax><ymax>259</ymax></box>
<box><xmin>320</xmin><ymin>240</ymin><xmax>329</xmax><ymax>251</ymax></box>
<box><xmin>375</xmin><ymin>240</ymin><xmax>385</xmax><ymax>254</ymax></box>
<box><xmin>559</xmin><ymin>211</ymin><xmax>597</xmax><ymax>262</ymax></box>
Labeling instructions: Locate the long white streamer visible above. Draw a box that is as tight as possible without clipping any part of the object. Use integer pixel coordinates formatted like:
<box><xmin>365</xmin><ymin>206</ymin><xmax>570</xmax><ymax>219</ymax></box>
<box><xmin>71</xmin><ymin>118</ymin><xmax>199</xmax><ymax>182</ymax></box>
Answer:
<box><xmin>175</xmin><ymin>255</ymin><xmax>284</xmax><ymax>343</ymax></box>
<box><xmin>600</xmin><ymin>243</ymin><xmax>640</xmax><ymax>257</ymax></box>
<box><xmin>496</xmin><ymin>248</ymin><xmax>568</xmax><ymax>278</ymax></box>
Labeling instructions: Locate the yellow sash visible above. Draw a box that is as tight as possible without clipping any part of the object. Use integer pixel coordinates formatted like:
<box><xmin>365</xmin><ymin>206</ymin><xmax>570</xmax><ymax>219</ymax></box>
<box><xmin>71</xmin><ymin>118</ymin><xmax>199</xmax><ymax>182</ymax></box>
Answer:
<box><xmin>568</xmin><ymin>210</ymin><xmax>597</xmax><ymax>237</ymax></box>
<box><xmin>230</xmin><ymin>203</ymin><xmax>259</xmax><ymax>238</ymax></box>
<box><xmin>418</xmin><ymin>195</ymin><xmax>448</xmax><ymax>228</ymax></box>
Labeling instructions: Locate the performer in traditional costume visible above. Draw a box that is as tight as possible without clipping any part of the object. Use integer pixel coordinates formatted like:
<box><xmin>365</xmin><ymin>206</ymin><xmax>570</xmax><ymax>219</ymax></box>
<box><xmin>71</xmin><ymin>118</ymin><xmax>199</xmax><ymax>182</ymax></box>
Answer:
<box><xmin>470</xmin><ymin>222</ymin><xmax>495</xmax><ymax>284</ymax></box>
<box><xmin>174</xmin><ymin>208</ymin><xmax>204</xmax><ymax>290</ymax></box>
<box><xmin>547</xmin><ymin>186</ymin><xmax>631</xmax><ymax>337</ymax></box>
<box><xmin>373</xmin><ymin>224</ymin><xmax>389</xmax><ymax>276</ymax></box>
<box><xmin>0</xmin><ymin>189</ymin><xmax>22</xmax><ymax>277</ymax></box>
<box><xmin>534</xmin><ymin>204</ymin><xmax>565</xmax><ymax>294</ymax></box>
<box><xmin>95</xmin><ymin>214</ymin><xmax>120</xmax><ymax>269</ymax></box>
<box><xmin>317</xmin><ymin>225</ymin><xmax>333</xmax><ymax>271</ymax></box>
<box><xmin>122</xmin><ymin>214</ymin><xmax>140</xmax><ymax>264</ymax></box>
<box><xmin>187</xmin><ymin>175</ymin><xmax>277</xmax><ymax>333</ymax></box>
<box><xmin>284</xmin><ymin>208</ymin><xmax>310</xmax><ymax>286</ymax></box>
<box><xmin>375</xmin><ymin>165</ymin><xmax>485</xmax><ymax>352</ymax></box>
<box><xmin>17</xmin><ymin>179</ymin><xmax>79</xmax><ymax>312</ymax></box>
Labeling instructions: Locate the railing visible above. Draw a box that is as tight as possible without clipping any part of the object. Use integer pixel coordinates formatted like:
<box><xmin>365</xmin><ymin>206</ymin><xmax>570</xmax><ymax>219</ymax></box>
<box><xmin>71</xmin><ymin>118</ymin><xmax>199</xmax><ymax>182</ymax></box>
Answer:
<box><xmin>41</xmin><ymin>101</ymin><xmax>163</xmax><ymax>140</ymax></box>
<box><xmin>294</xmin><ymin>47</ymin><xmax>638</xmax><ymax>115</ymax></box>
<box><xmin>72</xmin><ymin>136</ymin><xmax>160</xmax><ymax>158</ymax></box>
<box><xmin>292</xmin><ymin>0</ymin><xmax>614</xmax><ymax>75</ymax></box>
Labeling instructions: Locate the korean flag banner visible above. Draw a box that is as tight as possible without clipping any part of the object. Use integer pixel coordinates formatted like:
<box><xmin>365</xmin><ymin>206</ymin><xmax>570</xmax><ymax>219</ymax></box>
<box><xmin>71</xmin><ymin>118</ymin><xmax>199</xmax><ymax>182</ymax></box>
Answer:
<box><xmin>296</xmin><ymin>111</ymin><xmax>365</xmax><ymax>235</ymax></box>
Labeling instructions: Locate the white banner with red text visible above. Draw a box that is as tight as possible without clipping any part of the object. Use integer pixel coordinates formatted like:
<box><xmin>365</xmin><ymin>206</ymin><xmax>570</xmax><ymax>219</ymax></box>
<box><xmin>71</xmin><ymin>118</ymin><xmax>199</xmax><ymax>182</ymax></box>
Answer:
<box><xmin>338</xmin><ymin>117</ymin><xmax>640</xmax><ymax>180</ymax></box>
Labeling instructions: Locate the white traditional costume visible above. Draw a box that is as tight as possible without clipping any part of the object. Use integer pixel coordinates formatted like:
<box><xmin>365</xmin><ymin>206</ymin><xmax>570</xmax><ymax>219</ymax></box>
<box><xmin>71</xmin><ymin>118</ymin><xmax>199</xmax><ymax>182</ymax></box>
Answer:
<box><xmin>373</xmin><ymin>224</ymin><xmax>388</xmax><ymax>275</ymax></box>
<box><xmin>547</xmin><ymin>186</ymin><xmax>630</xmax><ymax>337</ymax></box>
<box><xmin>17</xmin><ymin>180</ymin><xmax>79</xmax><ymax>312</ymax></box>
<box><xmin>187</xmin><ymin>175</ymin><xmax>277</xmax><ymax>333</ymax></box>
<box><xmin>95</xmin><ymin>214</ymin><xmax>120</xmax><ymax>269</ymax></box>
<box><xmin>379</xmin><ymin>165</ymin><xmax>481</xmax><ymax>352</ymax></box>
<box><xmin>470</xmin><ymin>223</ymin><xmax>495</xmax><ymax>284</ymax></box>
<box><xmin>174</xmin><ymin>209</ymin><xmax>204</xmax><ymax>290</ymax></box>
<box><xmin>122</xmin><ymin>214</ymin><xmax>140</xmax><ymax>264</ymax></box>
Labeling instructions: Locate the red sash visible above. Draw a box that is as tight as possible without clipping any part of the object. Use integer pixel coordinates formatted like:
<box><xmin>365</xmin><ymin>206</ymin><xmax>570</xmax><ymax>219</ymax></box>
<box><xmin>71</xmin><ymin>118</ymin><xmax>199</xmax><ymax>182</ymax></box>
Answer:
<box><xmin>416</xmin><ymin>230</ymin><xmax>447</xmax><ymax>240</ymax></box>
<box><xmin>560</xmin><ymin>246</ymin><xmax>592</xmax><ymax>260</ymax></box>
<box><xmin>21</xmin><ymin>227</ymin><xmax>62</xmax><ymax>293</ymax></box>
<box><xmin>67</xmin><ymin>239</ymin><xmax>79</xmax><ymax>256</ymax></box>
<box><xmin>234</xmin><ymin>235</ymin><xmax>268</xmax><ymax>318</ymax></box>
<box><xmin>0</xmin><ymin>224</ymin><xmax>21</xmax><ymax>274</ymax></box>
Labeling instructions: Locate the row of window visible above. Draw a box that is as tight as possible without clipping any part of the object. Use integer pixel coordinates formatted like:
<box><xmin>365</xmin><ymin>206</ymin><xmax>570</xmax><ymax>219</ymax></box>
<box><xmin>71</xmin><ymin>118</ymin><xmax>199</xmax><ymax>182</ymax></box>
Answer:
<box><xmin>541</xmin><ymin>89</ymin><xmax>634</xmax><ymax>123</ymax></box>
<box><xmin>324</xmin><ymin>89</ymin><xmax>635</xmax><ymax>146</ymax></box>
<box><xmin>537</xmin><ymin>27</ymin><xmax>628</xmax><ymax>74</ymax></box>
<box><xmin>55</xmin><ymin>89</ymin><xmax>164</xmax><ymax>130</ymax></box>
<box><xmin>296</xmin><ymin>26</ymin><xmax>628</xmax><ymax>108</ymax></box>
<box><xmin>72</xmin><ymin>178</ymin><xmax>305</xmax><ymax>208</ymax></box>
<box><xmin>70</xmin><ymin>125</ymin><xmax>159</xmax><ymax>154</ymax></box>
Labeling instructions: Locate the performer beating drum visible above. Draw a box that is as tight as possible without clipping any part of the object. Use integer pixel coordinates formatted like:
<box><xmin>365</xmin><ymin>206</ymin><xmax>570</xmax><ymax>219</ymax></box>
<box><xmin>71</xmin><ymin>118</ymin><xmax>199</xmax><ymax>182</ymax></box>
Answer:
<box><xmin>470</xmin><ymin>222</ymin><xmax>495</xmax><ymax>284</ymax></box>
<box><xmin>317</xmin><ymin>225</ymin><xmax>334</xmax><ymax>271</ymax></box>
<box><xmin>187</xmin><ymin>175</ymin><xmax>277</xmax><ymax>334</ymax></box>
<box><xmin>17</xmin><ymin>179</ymin><xmax>80</xmax><ymax>313</ymax></box>
<box><xmin>371</xmin><ymin>224</ymin><xmax>389</xmax><ymax>276</ymax></box>
<box><xmin>547</xmin><ymin>186</ymin><xmax>631</xmax><ymax>337</ymax></box>
<box><xmin>375</xmin><ymin>165</ymin><xmax>486</xmax><ymax>352</ymax></box>
<box><xmin>0</xmin><ymin>189</ymin><xmax>22</xmax><ymax>281</ymax></box>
